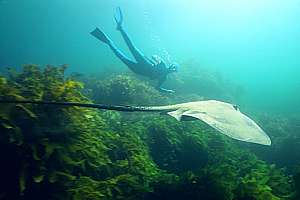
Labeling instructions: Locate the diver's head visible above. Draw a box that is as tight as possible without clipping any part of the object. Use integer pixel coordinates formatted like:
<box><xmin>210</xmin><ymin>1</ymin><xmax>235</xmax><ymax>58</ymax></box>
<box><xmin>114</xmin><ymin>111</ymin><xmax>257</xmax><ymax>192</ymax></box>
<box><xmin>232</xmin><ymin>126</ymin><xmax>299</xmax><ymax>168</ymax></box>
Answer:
<box><xmin>168</xmin><ymin>63</ymin><xmax>179</xmax><ymax>73</ymax></box>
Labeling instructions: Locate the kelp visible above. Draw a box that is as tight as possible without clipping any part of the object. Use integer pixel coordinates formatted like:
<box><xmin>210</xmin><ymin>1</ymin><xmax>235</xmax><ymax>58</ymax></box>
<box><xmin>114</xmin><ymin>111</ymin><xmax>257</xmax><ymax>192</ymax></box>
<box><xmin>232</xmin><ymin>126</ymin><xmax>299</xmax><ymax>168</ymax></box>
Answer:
<box><xmin>0</xmin><ymin>65</ymin><xmax>296</xmax><ymax>199</ymax></box>
<box><xmin>143</xmin><ymin>116</ymin><xmax>294</xmax><ymax>200</ymax></box>
<box><xmin>0</xmin><ymin>65</ymin><xmax>162</xmax><ymax>199</ymax></box>
<box><xmin>254</xmin><ymin>114</ymin><xmax>300</xmax><ymax>170</ymax></box>
<box><xmin>0</xmin><ymin>65</ymin><xmax>88</xmax><ymax>198</ymax></box>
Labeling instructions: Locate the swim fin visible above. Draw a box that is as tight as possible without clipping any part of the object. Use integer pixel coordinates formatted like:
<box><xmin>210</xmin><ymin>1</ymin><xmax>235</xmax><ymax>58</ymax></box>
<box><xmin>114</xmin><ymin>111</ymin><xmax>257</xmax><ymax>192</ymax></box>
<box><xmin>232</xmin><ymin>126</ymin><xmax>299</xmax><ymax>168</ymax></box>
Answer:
<box><xmin>90</xmin><ymin>28</ymin><xmax>111</xmax><ymax>44</ymax></box>
<box><xmin>114</xmin><ymin>7</ymin><xmax>123</xmax><ymax>30</ymax></box>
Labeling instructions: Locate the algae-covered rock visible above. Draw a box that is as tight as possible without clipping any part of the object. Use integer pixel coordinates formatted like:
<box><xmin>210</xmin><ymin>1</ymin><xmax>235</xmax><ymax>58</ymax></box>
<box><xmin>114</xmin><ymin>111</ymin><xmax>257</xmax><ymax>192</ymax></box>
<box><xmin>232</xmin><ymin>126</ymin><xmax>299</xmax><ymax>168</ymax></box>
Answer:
<box><xmin>166</xmin><ymin>60</ymin><xmax>244</xmax><ymax>102</ymax></box>
<box><xmin>82</xmin><ymin>74</ymin><xmax>169</xmax><ymax>105</ymax></box>
<box><xmin>0</xmin><ymin>64</ymin><xmax>296</xmax><ymax>200</ymax></box>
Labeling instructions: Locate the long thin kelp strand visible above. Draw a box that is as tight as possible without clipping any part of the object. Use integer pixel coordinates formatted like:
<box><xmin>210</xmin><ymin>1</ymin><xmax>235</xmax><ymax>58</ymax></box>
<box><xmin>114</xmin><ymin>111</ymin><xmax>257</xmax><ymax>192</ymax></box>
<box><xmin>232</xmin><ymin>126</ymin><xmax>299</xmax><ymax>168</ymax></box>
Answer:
<box><xmin>0</xmin><ymin>100</ymin><xmax>165</xmax><ymax>112</ymax></box>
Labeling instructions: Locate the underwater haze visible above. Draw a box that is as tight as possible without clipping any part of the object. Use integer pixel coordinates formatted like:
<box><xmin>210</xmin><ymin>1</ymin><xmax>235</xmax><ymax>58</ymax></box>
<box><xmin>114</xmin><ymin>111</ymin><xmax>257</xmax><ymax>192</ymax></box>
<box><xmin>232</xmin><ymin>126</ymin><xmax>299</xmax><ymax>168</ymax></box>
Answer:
<box><xmin>1</xmin><ymin>1</ymin><xmax>300</xmax><ymax>199</ymax></box>
<box><xmin>1</xmin><ymin>0</ymin><xmax>300</xmax><ymax>114</ymax></box>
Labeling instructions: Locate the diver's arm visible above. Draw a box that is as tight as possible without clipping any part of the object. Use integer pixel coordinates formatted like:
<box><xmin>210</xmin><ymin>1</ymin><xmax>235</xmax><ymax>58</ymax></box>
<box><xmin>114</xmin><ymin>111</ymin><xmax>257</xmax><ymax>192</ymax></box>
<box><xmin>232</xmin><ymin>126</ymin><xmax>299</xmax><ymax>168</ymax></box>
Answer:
<box><xmin>156</xmin><ymin>76</ymin><xmax>174</xmax><ymax>93</ymax></box>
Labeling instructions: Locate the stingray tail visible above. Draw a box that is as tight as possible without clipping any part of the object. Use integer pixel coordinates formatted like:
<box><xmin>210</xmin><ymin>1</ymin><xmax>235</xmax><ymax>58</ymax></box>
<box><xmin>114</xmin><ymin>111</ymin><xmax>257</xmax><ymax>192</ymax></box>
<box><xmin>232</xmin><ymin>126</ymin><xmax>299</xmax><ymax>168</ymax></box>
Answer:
<box><xmin>0</xmin><ymin>99</ymin><xmax>168</xmax><ymax>112</ymax></box>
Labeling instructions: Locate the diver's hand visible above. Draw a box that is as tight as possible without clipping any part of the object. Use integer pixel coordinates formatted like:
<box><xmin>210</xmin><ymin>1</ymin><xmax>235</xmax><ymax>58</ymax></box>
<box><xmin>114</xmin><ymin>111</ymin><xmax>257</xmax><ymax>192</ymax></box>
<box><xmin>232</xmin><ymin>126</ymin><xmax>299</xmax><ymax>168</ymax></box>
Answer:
<box><xmin>159</xmin><ymin>87</ymin><xmax>175</xmax><ymax>94</ymax></box>
<box><xmin>165</xmin><ymin>89</ymin><xmax>175</xmax><ymax>94</ymax></box>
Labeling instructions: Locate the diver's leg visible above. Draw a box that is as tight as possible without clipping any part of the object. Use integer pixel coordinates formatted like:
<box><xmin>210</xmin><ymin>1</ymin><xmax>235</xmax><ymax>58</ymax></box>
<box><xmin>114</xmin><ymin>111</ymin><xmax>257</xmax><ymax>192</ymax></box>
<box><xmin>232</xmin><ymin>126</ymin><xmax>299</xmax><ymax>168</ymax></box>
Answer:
<box><xmin>108</xmin><ymin>41</ymin><xmax>144</xmax><ymax>74</ymax></box>
<box><xmin>107</xmin><ymin>42</ymin><xmax>137</xmax><ymax>67</ymax></box>
<box><xmin>118</xmin><ymin>28</ymin><xmax>146</xmax><ymax>64</ymax></box>
<box><xmin>91</xmin><ymin>28</ymin><xmax>136</xmax><ymax>67</ymax></box>
<box><xmin>114</xmin><ymin>7</ymin><xmax>148</xmax><ymax>64</ymax></box>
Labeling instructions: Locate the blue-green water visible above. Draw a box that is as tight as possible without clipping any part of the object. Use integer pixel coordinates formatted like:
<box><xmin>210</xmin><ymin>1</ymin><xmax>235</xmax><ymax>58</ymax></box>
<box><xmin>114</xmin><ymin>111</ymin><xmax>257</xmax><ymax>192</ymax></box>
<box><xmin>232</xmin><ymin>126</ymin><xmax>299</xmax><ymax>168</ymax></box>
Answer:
<box><xmin>1</xmin><ymin>0</ymin><xmax>299</xmax><ymax>112</ymax></box>
<box><xmin>1</xmin><ymin>1</ymin><xmax>300</xmax><ymax>199</ymax></box>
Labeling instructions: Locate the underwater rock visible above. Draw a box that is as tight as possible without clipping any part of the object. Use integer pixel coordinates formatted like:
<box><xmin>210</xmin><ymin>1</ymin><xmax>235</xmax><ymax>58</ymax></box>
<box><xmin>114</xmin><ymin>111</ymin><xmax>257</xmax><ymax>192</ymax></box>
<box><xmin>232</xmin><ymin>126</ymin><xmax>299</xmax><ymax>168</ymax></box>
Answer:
<box><xmin>0</xmin><ymin>65</ymin><xmax>295</xmax><ymax>199</ymax></box>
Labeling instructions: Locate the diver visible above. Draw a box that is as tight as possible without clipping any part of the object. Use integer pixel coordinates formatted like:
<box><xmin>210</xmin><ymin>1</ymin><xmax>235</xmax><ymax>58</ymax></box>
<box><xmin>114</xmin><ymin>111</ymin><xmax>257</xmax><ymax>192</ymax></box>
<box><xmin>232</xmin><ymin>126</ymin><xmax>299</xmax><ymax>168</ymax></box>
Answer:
<box><xmin>90</xmin><ymin>7</ymin><xmax>178</xmax><ymax>93</ymax></box>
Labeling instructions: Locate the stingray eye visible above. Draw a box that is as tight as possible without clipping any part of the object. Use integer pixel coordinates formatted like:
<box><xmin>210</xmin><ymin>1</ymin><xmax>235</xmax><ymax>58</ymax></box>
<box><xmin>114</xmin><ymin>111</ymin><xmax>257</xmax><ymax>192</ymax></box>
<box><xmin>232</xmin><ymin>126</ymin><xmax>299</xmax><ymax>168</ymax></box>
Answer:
<box><xmin>232</xmin><ymin>104</ymin><xmax>239</xmax><ymax>111</ymax></box>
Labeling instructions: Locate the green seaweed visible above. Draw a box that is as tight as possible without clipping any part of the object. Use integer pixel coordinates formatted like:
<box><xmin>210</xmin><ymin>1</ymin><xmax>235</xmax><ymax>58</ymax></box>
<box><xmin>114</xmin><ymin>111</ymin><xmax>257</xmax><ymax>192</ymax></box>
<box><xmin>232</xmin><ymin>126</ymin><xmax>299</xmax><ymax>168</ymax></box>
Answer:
<box><xmin>0</xmin><ymin>65</ymin><xmax>296</xmax><ymax>199</ymax></box>
<box><xmin>82</xmin><ymin>74</ymin><xmax>169</xmax><ymax>105</ymax></box>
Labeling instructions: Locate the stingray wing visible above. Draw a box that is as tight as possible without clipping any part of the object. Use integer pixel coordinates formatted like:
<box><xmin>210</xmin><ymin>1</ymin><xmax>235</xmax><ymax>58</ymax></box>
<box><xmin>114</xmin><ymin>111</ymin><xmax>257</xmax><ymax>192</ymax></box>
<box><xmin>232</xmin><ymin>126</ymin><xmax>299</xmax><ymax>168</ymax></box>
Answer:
<box><xmin>167</xmin><ymin>100</ymin><xmax>271</xmax><ymax>145</ymax></box>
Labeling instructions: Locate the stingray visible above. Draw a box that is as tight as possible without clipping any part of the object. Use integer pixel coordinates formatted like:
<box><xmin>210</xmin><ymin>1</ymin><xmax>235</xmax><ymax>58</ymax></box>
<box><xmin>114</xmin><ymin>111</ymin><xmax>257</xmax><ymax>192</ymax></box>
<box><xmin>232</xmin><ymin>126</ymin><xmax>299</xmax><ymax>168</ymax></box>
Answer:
<box><xmin>0</xmin><ymin>99</ymin><xmax>271</xmax><ymax>145</ymax></box>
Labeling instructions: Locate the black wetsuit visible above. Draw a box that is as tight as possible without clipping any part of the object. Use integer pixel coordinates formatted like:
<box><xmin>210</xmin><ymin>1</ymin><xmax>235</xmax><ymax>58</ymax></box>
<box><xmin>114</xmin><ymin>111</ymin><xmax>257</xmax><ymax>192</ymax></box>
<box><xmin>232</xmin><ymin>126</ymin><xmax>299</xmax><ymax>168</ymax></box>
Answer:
<box><xmin>91</xmin><ymin>15</ymin><xmax>175</xmax><ymax>93</ymax></box>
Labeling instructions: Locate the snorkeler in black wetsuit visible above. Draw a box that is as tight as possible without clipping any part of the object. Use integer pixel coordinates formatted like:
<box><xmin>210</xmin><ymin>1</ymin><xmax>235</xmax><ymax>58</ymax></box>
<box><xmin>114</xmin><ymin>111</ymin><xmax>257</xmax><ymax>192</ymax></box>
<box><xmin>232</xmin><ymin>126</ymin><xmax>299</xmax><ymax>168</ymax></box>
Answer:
<box><xmin>91</xmin><ymin>7</ymin><xmax>178</xmax><ymax>93</ymax></box>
